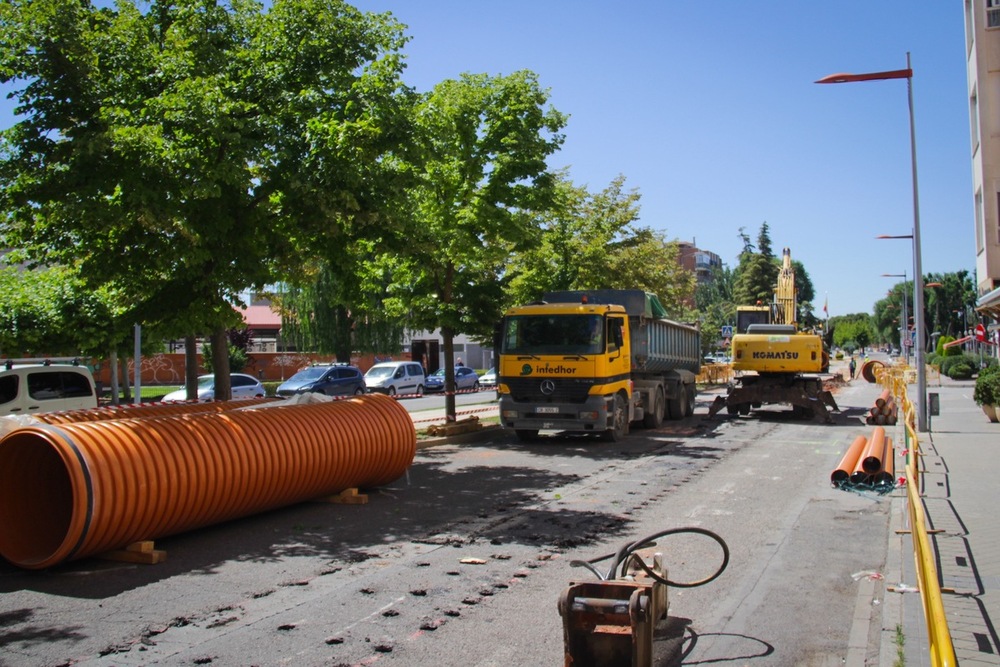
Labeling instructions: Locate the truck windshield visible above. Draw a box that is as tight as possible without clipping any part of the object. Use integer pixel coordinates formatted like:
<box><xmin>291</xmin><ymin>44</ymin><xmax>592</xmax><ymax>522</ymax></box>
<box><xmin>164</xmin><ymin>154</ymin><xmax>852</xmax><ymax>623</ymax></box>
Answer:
<box><xmin>502</xmin><ymin>314</ymin><xmax>604</xmax><ymax>355</ymax></box>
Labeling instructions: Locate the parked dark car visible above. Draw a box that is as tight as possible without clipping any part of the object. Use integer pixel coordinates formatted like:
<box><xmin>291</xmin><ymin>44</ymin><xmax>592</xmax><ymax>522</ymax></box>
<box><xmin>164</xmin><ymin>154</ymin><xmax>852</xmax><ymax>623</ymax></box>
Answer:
<box><xmin>276</xmin><ymin>364</ymin><xmax>366</xmax><ymax>398</ymax></box>
<box><xmin>425</xmin><ymin>366</ymin><xmax>481</xmax><ymax>393</ymax></box>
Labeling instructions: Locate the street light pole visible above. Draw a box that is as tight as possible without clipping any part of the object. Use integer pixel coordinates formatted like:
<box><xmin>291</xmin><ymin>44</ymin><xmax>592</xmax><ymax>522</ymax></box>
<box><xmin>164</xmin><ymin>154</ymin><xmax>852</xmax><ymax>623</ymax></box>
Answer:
<box><xmin>817</xmin><ymin>52</ymin><xmax>927</xmax><ymax>432</ymax></box>
<box><xmin>882</xmin><ymin>273</ymin><xmax>908</xmax><ymax>363</ymax></box>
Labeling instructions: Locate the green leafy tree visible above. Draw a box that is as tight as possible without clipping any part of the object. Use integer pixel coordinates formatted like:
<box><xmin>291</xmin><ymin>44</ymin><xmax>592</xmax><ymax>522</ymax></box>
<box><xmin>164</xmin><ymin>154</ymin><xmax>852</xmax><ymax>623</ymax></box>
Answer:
<box><xmin>398</xmin><ymin>70</ymin><xmax>566</xmax><ymax>420</ymax></box>
<box><xmin>276</xmin><ymin>247</ymin><xmax>406</xmax><ymax>360</ymax></box>
<box><xmin>0</xmin><ymin>263</ymin><xmax>115</xmax><ymax>357</ymax></box>
<box><xmin>733</xmin><ymin>223</ymin><xmax>778</xmax><ymax>307</ymax></box>
<box><xmin>506</xmin><ymin>173</ymin><xmax>639</xmax><ymax>303</ymax></box>
<box><xmin>695</xmin><ymin>265</ymin><xmax>737</xmax><ymax>355</ymax></box>
<box><xmin>506</xmin><ymin>173</ymin><xmax>694</xmax><ymax>317</ymax></box>
<box><xmin>923</xmin><ymin>270</ymin><xmax>976</xmax><ymax>339</ymax></box>
<box><xmin>201</xmin><ymin>327</ymin><xmax>252</xmax><ymax>374</ymax></box>
<box><xmin>605</xmin><ymin>228</ymin><xmax>695</xmax><ymax>319</ymax></box>
<box><xmin>0</xmin><ymin>0</ymin><xmax>412</xmax><ymax>400</ymax></box>
<box><xmin>831</xmin><ymin>314</ymin><xmax>874</xmax><ymax>353</ymax></box>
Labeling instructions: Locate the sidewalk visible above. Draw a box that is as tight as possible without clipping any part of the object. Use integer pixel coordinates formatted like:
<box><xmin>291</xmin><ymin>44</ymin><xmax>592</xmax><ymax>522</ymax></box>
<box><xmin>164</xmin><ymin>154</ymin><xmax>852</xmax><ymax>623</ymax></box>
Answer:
<box><xmin>883</xmin><ymin>375</ymin><xmax>1000</xmax><ymax>666</ymax></box>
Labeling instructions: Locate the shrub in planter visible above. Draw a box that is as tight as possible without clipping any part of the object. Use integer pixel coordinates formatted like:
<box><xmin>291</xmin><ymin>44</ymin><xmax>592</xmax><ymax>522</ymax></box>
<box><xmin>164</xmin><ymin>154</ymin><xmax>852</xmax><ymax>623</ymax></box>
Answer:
<box><xmin>973</xmin><ymin>365</ymin><xmax>1000</xmax><ymax>406</ymax></box>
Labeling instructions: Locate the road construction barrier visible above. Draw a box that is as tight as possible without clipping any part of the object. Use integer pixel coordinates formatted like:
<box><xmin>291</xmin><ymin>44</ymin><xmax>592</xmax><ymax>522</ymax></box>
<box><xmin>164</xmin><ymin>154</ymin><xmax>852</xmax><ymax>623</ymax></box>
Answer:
<box><xmin>875</xmin><ymin>365</ymin><xmax>956</xmax><ymax>666</ymax></box>
<box><xmin>0</xmin><ymin>393</ymin><xmax>415</xmax><ymax>570</ymax></box>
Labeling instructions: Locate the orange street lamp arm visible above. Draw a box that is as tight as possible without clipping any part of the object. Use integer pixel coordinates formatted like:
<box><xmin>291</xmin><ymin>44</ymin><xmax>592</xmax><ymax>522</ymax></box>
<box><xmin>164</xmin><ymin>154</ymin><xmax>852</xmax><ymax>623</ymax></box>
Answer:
<box><xmin>815</xmin><ymin>69</ymin><xmax>912</xmax><ymax>84</ymax></box>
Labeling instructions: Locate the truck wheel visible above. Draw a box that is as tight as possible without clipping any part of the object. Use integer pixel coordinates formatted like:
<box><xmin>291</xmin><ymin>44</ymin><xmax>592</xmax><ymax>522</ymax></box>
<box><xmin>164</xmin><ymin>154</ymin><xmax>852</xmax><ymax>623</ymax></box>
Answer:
<box><xmin>604</xmin><ymin>394</ymin><xmax>628</xmax><ymax>441</ymax></box>
<box><xmin>685</xmin><ymin>385</ymin><xmax>696</xmax><ymax>417</ymax></box>
<box><xmin>643</xmin><ymin>388</ymin><xmax>665</xmax><ymax>428</ymax></box>
<box><xmin>515</xmin><ymin>429</ymin><xmax>538</xmax><ymax>442</ymax></box>
<box><xmin>667</xmin><ymin>389</ymin><xmax>688</xmax><ymax>421</ymax></box>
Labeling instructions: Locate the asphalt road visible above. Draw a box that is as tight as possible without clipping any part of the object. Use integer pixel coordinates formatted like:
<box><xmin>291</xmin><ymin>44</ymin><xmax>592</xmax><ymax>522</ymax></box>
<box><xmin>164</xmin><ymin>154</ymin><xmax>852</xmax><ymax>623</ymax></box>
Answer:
<box><xmin>0</xmin><ymin>377</ymin><xmax>891</xmax><ymax>666</ymax></box>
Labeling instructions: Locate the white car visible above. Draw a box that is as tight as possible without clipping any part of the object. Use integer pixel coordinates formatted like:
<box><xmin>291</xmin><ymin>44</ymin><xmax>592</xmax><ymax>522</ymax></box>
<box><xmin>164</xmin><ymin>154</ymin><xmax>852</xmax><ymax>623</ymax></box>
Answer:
<box><xmin>0</xmin><ymin>362</ymin><xmax>98</xmax><ymax>417</ymax></box>
<box><xmin>479</xmin><ymin>367</ymin><xmax>497</xmax><ymax>388</ymax></box>
<box><xmin>162</xmin><ymin>373</ymin><xmax>266</xmax><ymax>402</ymax></box>
<box><xmin>364</xmin><ymin>361</ymin><xmax>425</xmax><ymax>397</ymax></box>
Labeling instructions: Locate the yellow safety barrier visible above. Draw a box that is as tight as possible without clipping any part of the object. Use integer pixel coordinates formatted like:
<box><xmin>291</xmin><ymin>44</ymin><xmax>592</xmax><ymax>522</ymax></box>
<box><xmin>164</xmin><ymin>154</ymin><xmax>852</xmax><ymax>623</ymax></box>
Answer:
<box><xmin>696</xmin><ymin>363</ymin><xmax>733</xmax><ymax>385</ymax></box>
<box><xmin>876</xmin><ymin>366</ymin><xmax>956</xmax><ymax>667</ymax></box>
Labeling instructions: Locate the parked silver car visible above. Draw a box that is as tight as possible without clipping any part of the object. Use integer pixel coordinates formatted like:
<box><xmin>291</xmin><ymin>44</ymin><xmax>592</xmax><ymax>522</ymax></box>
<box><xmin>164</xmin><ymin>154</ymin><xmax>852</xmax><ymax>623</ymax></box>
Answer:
<box><xmin>479</xmin><ymin>367</ymin><xmax>497</xmax><ymax>388</ymax></box>
<box><xmin>162</xmin><ymin>373</ymin><xmax>266</xmax><ymax>402</ymax></box>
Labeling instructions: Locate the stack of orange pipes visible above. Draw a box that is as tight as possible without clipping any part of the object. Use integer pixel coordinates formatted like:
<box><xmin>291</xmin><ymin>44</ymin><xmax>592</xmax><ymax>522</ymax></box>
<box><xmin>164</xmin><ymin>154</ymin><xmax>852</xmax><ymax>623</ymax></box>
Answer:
<box><xmin>830</xmin><ymin>426</ymin><xmax>896</xmax><ymax>492</ymax></box>
<box><xmin>865</xmin><ymin>390</ymin><xmax>898</xmax><ymax>426</ymax></box>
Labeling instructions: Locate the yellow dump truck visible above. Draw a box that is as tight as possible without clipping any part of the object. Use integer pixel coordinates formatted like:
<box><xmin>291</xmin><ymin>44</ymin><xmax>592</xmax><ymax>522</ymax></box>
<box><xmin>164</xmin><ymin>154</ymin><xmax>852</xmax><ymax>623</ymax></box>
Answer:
<box><xmin>497</xmin><ymin>289</ymin><xmax>701</xmax><ymax>442</ymax></box>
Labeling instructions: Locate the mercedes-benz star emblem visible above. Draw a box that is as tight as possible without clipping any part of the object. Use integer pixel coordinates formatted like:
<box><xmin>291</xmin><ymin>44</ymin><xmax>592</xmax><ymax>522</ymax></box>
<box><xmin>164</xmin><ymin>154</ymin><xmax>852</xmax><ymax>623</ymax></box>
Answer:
<box><xmin>540</xmin><ymin>379</ymin><xmax>556</xmax><ymax>395</ymax></box>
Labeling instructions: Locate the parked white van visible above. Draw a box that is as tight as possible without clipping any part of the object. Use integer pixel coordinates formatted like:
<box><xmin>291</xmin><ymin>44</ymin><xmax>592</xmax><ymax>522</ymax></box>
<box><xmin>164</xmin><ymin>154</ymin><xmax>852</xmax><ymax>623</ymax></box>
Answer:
<box><xmin>364</xmin><ymin>361</ymin><xmax>425</xmax><ymax>397</ymax></box>
<box><xmin>0</xmin><ymin>362</ymin><xmax>98</xmax><ymax>417</ymax></box>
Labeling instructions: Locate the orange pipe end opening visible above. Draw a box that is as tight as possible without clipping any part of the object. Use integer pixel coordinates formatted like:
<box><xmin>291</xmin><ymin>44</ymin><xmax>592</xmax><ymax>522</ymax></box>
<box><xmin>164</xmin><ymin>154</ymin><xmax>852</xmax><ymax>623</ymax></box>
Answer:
<box><xmin>0</xmin><ymin>431</ymin><xmax>80</xmax><ymax>569</ymax></box>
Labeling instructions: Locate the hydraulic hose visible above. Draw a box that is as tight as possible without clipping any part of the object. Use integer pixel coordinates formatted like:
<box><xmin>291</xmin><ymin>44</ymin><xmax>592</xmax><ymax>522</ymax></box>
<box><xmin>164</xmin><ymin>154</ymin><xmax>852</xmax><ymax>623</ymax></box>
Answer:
<box><xmin>571</xmin><ymin>526</ymin><xmax>730</xmax><ymax>588</ymax></box>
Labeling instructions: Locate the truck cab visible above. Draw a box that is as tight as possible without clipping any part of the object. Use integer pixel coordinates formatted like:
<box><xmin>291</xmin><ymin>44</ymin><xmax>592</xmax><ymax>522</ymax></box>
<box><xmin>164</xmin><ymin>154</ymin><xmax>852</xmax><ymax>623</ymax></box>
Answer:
<box><xmin>497</xmin><ymin>290</ymin><xmax>701</xmax><ymax>442</ymax></box>
<box><xmin>498</xmin><ymin>302</ymin><xmax>632</xmax><ymax>442</ymax></box>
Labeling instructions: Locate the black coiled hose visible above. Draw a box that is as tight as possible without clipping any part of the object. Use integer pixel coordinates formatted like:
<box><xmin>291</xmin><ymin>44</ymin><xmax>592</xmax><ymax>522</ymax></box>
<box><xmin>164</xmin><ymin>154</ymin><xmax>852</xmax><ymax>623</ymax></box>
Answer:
<box><xmin>571</xmin><ymin>526</ymin><xmax>730</xmax><ymax>588</ymax></box>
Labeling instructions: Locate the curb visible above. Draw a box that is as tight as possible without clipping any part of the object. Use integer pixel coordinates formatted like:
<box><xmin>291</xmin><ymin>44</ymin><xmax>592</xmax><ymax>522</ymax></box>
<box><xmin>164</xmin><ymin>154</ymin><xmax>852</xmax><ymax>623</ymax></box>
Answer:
<box><xmin>415</xmin><ymin>423</ymin><xmax>506</xmax><ymax>450</ymax></box>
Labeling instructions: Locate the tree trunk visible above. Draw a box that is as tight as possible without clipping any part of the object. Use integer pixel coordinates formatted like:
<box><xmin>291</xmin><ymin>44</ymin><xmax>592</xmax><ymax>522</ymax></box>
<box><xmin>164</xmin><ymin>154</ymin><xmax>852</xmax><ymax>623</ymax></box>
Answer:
<box><xmin>109</xmin><ymin>349</ymin><xmax>120</xmax><ymax>406</ymax></box>
<box><xmin>120</xmin><ymin>356</ymin><xmax>131</xmax><ymax>403</ymax></box>
<box><xmin>335</xmin><ymin>305</ymin><xmax>352</xmax><ymax>363</ymax></box>
<box><xmin>211</xmin><ymin>327</ymin><xmax>232</xmax><ymax>401</ymax></box>
<box><xmin>185</xmin><ymin>335</ymin><xmax>199</xmax><ymax>400</ymax></box>
<box><xmin>442</xmin><ymin>327</ymin><xmax>456</xmax><ymax>422</ymax></box>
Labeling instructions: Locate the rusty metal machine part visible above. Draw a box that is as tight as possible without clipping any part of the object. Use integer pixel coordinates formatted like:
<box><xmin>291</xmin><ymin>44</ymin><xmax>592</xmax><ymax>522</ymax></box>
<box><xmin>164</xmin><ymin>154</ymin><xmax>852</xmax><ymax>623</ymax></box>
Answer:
<box><xmin>559</xmin><ymin>527</ymin><xmax>729</xmax><ymax>667</ymax></box>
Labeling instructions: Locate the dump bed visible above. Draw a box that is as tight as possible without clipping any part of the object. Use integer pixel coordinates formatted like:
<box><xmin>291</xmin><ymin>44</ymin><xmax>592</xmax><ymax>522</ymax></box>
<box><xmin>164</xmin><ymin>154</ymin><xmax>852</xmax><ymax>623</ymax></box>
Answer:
<box><xmin>542</xmin><ymin>289</ymin><xmax>701</xmax><ymax>374</ymax></box>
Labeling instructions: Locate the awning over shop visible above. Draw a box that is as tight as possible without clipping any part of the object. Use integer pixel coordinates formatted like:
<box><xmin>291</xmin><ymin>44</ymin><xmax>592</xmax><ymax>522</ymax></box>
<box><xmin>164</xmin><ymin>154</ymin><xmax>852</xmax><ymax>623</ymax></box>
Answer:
<box><xmin>976</xmin><ymin>286</ymin><xmax>1000</xmax><ymax>319</ymax></box>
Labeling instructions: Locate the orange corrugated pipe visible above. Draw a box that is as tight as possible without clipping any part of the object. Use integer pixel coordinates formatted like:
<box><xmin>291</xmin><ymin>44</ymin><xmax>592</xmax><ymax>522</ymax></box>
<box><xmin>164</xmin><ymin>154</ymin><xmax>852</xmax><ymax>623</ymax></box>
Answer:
<box><xmin>34</xmin><ymin>398</ymin><xmax>278</xmax><ymax>424</ymax></box>
<box><xmin>831</xmin><ymin>435</ymin><xmax>868</xmax><ymax>486</ymax></box>
<box><xmin>875</xmin><ymin>436</ymin><xmax>896</xmax><ymax>488</ymax></box>
<box><xmin>850</xmin><ymin>426</ymin><xmax>886</xmax><ymax>484</ymax></box>
<box><xmin>860</xmin><ymin>360</ymin><xmax>885</xmax><ymax>383</ymax></box>
<box><xmin>0</xmin><ymin>394</ymin><xmax>415</xmax><ymax>570</ymax></box>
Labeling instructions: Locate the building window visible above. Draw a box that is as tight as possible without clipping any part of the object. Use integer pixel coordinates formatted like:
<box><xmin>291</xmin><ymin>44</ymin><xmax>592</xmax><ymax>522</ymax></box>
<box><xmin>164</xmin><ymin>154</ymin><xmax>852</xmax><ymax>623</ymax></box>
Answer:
<box><xmin>996</xmin><ymin>191</ymin><xmax>1000</xmax><ymax>246</ymax></box>
<box><xmin>967</xmin><ymin>0</ymin><xmax>975</xmax><ymax>53</ymax></box>
<box><xmin>971</xmin><ymin>88</ymin><xmax>981</xmax><ymax>156</ymax></box>
<box><xmin>976</xmin><ymin>189</ymin><xmax>984</xmax><ymax>253</ymax></box>
<box><xmin>988</xmin><ymin>0</ymin><xmax>1000</xmax><ymax>28</ymax></box>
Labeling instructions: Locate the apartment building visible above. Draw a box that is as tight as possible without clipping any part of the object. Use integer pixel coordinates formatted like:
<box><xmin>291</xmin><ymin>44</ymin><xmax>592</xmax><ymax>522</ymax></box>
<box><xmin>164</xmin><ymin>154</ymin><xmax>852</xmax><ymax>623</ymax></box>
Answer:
<box><xmin>967</xmin><ymin>0</ymin><xmax>1000</xmax><ymax>319</ymax></box>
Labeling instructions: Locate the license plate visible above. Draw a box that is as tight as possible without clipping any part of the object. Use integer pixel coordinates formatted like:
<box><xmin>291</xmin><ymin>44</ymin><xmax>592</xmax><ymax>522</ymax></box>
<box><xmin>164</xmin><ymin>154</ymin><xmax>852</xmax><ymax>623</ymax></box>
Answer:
<box><xmin>535</xmin><ymin>406</ymin><xmax>559</xmax><ymax>414</ymax></box>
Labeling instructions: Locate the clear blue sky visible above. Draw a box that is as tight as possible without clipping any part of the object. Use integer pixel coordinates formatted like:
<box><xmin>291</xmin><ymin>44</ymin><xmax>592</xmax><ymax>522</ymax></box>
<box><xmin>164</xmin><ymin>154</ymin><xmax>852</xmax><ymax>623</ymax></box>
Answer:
<box><xmin>1</xmin><ymin>2</ymin><xmax>974</xmax><ymax>318</ymax></box>
<box><xmin>348</xmin><ymin>0</ymin><xmax>974</xmax><ymax>317</ymax></box>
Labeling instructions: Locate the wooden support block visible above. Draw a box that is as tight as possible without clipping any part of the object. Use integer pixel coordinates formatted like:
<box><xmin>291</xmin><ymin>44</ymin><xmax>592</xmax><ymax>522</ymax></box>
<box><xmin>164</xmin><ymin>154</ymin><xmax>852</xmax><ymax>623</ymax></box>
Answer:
<box><xmin>426</xmin><ymin>417</ymin><xmax>483</xmax><ymax>437</ymax></box>
<box><xmin>98</xmin><ymin>542</ymin><xmax>167</xmax><ymax>565</ymax></box>
<box><xmin>314</xmin><ymin>488</ymin><xmax>369</xmax><ymax>505</ymax></box>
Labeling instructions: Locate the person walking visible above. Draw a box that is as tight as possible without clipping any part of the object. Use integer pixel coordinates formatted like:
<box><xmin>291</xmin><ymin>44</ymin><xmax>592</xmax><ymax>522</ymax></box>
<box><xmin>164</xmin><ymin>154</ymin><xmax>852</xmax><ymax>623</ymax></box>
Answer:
<box><xmin>848</xmin><ymin>357</ymin><xmax>857</xmax><ymax>380</ymax></box>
